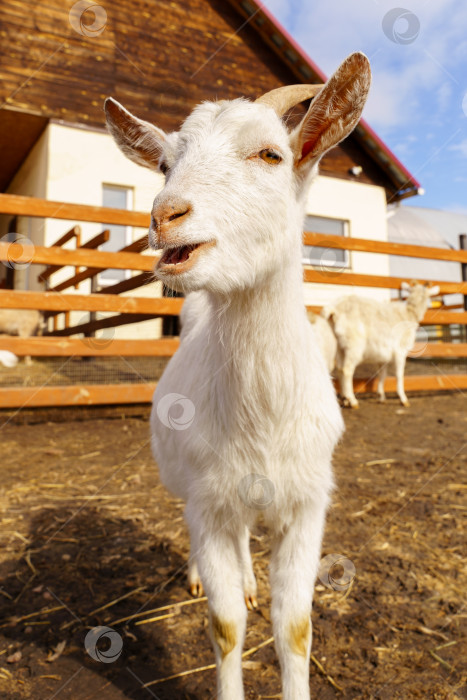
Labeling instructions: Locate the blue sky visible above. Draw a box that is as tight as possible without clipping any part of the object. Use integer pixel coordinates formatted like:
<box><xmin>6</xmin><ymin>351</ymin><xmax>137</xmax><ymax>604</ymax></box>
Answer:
<box><xmin>263</xmin><ymin>0</ymin><xmax>467</xmax><ymax>213</ymax></box>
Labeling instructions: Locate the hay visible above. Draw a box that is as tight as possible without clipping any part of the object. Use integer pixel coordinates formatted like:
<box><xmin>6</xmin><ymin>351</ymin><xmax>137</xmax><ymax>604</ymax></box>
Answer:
<box><xmin>109</xmin><ymin>595</ymin><xmax>208</xmax><ymax>626</ymax></box>
<box><xmin>143</xmin><ymin>636</ymin><xmax>274</xmax><ymax>688</ymax></box>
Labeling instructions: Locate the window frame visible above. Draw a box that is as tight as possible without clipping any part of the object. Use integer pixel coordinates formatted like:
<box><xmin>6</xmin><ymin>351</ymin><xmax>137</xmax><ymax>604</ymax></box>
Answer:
<box><xmin>99</xmin><ymin>184</ymin><xmax>134</xmax><ymax>287</ymax></box>
<box><xmin>302</xmin><ymin>214</ymin><xmax>351</xmax><ymax>270</ymax></box>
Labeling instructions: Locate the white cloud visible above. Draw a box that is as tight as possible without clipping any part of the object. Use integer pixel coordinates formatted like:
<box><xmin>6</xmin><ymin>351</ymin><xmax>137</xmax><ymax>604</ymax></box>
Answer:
<box><xmin>436</xmin><ymin>82</ymin><xmax>452</xmax><ymax>113</ymax></box>
<box><xmin>263</xmin><ymin>0</ymin><xmax>467</xmax><ymax>133</ymax></box>
<box><xmin>448</xmin><ymin>139</ymin><xmax>467</xmax><ymax>157</ymax></box>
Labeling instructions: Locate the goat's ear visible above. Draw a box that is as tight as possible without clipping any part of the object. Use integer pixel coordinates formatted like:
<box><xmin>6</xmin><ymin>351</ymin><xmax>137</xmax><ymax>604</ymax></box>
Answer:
<box><xmin>290</xmin><ymin>53</ymin><xmax>371</xmax><ymax>176</ymax></box>
<box><xmin>400</xmin><ymin>281</ymin><xmax>411</xmax><ymax>292</ymax></box>
<box><xmin>104</xmin><ymin>98</ymin><xmax>166</xmax><ymax>169</ymax></box>
<box><xmin>428</xmin><ymin>285</ymin><xmax>440</xmax><ymax>297</ymax></box>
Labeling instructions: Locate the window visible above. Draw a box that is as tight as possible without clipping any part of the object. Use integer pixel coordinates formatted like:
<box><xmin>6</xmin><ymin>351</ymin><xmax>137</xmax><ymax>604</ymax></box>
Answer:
<box><xmin>99</xmin><ymin>185</ymin><xmax>133</xmax><ymax>285</ymax></box>
<box><xmin>302</xmin><ymin>215</ymin><xmax>349</xmax><ymax>268</ymax></box>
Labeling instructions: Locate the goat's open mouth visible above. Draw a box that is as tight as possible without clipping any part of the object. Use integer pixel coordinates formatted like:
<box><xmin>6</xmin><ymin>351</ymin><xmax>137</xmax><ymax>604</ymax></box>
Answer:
<box><xmin>157</xmin><ymin>240</ymin><xmax>215</xmax><ymax>273</ymax></box>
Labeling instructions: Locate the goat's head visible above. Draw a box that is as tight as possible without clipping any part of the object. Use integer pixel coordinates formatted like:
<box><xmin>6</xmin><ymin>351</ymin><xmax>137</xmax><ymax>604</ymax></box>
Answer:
<box><xmin>401</xmin><ymin>281</ymin><xmax>441</xmax><ymax>299</ymax></box>
<box><xmin>105</xmin><ymin>52</ymin><xmax>371</xmax><ymax>294</ymax></box>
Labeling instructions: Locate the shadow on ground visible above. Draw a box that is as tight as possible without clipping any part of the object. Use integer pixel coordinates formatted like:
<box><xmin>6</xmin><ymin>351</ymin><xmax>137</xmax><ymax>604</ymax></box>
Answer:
<box><xmin>0</xmin><ymin>505</ymin><xmax>206</xmax><ymax>699</ymax></box>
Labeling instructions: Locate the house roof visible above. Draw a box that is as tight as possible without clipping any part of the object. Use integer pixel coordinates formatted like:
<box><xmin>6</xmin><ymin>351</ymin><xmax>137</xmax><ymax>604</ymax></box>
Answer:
<box><xmin>402</xmin><ymin>206</ymin><xmax>467</xmax><ymax>250</ymax></box>
<box><xmin>226</xmin><ymin>0</ymin><xmax>421</xmax><ymax>201</ymax></box>
<box><xmin>387</xmin><ymin>205</ymin><xmax>461</xmax><ymax>283</ymax></box>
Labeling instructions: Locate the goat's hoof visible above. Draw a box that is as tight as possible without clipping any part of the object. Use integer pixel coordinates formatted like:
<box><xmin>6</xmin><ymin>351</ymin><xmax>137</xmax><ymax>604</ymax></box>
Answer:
<box><xmin>245</xmin><ymin>593</ymin><xmax>258</xmax><ymax>611</ymax></box>
<box><xmin>350</xmin><ymin>403</ymin><xmax>359</xmax><ymax>410</ymax></box>
<box><xmin>401</xmin><ymin>399</ymin><xmax>410</xmax><ymax>407</ymax></box>
<box><xmin>189</xmin><ymin>581</ymin><xmax>204</xmax><ymax>598</ymax></box>
<box><xmin>341</xmin><ymin>397</ymin><xmax>358</xmax><ymax>409</ymax></box>
<box><xmin>378</xmin><ymin>397</ymin><xmax>386</xmax><ymax>404</ymax></box>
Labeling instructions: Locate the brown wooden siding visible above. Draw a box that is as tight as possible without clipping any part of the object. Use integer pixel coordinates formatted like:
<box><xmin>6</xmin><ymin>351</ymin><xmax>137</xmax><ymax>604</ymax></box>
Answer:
<box><xmin>0</xmin><ymin>0</ymin><xmax>396</xmax><ymax>195</ymax></box>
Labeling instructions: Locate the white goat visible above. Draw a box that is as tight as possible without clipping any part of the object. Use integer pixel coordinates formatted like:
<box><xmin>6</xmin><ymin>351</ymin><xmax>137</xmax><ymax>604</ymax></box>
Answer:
<box><xmin>0</xmin><ymin>309</ymin><xmax>42</xmax><ymax>338</ymax></box>
<box><xmin>0</xmin><ymin>309</ymin><xmax>43</xmax><ymax>365</ymax></box>
<box><xmin>323</xmin><ymin>282</ymin><xmax>439</xmax><ymax>409</ymax></box>
<box><xmin>105</xmin><ymin>52</ymin><xmax>371</xmax><ymax>700</ymax></box>
<box><xmin>306</xmin><ymin>310</ymin><xmax>337</xmax><ymax>372</ymax></box>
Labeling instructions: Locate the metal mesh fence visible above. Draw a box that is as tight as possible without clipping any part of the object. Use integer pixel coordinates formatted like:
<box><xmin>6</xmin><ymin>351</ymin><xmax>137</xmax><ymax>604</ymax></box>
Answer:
<box><xmin>0</xmin><ymin>356</ymin><xmax>170</xmax><ymax>387</ymax></box>
<box><xmin>0</xmin><ymin>354</ymin><xmax>465</xmax><ymax>389</ymax></box>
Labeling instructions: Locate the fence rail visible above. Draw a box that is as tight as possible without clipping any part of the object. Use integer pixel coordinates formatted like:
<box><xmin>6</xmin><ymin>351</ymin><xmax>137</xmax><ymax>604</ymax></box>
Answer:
<box><xmin>303</xmin><ymin>231</ymin><xmax>467</xmax><ymax>263</ymax></box>
<box><xmin>0</xmin><ymin>193</ymin><xmax>466</xmax><ymax>409</ymax></box>
<box><xmin>2</xmin><ymin>374</ymin><xmax>467</xmax><ymax>409</ymax></box>
<box><xmin>0</xmin><ymin>193</ymin><xmax>149</xmax><ymax>227</ymax></box>
<box><xmin>1</xmin><ymin>336</ymin><xmax>466</xmax><ymax>358</ymax></box>
<box><xmin>0</xmin><ymin>337</ymin><xmax>180</xmax><ymax>356</ymax></box>
<box><xmin>0</xmin><ymin>289</ymin><xmax>182</xmax><ymax>314</ymax></box>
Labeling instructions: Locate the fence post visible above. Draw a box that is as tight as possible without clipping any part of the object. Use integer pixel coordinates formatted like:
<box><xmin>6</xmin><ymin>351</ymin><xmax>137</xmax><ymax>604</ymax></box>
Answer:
<box><xmin>460</xmin><ymin>234</ymin><xmax>467</xmax><ymax>342</ymax></box>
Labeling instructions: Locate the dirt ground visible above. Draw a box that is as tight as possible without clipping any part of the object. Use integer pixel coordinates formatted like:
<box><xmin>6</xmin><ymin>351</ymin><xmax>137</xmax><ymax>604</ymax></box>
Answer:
<box><xmin>0</xmin><ymin>392</ymin><xmax>465</xmax><ymax>700</ymax></box>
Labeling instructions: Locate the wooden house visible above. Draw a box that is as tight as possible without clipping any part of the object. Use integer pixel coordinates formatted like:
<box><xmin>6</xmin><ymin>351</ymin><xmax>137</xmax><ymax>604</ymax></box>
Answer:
<box><xmin>0</xmin><ymin>0</ymin><xmax>421</xmax><ymax>337</ymax></box>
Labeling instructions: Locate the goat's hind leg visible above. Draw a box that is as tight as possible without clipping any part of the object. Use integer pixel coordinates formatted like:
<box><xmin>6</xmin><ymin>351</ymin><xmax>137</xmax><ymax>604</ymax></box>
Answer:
<box><xmin>341</xmin><ymin>354</ymin><xmax>359</xmax><ymax>408</ymax></box>
<box><xmin>188</xmin><ymin>548</ymin><xmax>204</xmax><ymax>598</ymax></box>
<box><xmin>237</xmin><ymin>525</ymin><xmax>257</xmax><ymax>610</ymax></box>
<box><xmin>186</xmin><ymin>508</ymin><xmax>205</xmax><ymax>597</ymax></box>
<box><xmin>270</xmin><ymin>500</ymin><xmax>328</xmax><ymax>700</ymax></box>
<box><xmin>189</xmin><ymin>525</ymin><xmax>257</xmax><ymax>608</ymax></box>
<box><xmin>377</xmin><ymin>364</ymin><xmax>387</xmax><ymax>402</ymax></box>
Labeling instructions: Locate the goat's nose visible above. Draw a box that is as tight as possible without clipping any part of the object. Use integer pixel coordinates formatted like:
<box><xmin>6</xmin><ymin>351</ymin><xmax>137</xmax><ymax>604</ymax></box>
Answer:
<box><xmin>151</xmin><ymin>200</ymin><xmax>191</xmax><ymax>233</ymax></box>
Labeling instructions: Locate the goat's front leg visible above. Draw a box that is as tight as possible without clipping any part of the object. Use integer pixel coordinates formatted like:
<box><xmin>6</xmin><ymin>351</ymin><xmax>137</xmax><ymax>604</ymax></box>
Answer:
<box><xmin>270</xmin><ymin>500</ymin><xmax>328</xmax><ymax>700</ymax></box>
<box><xmin>190</xmin><ymin>513</ymin><xmax>247</xmax><ymax>700</ymax></box>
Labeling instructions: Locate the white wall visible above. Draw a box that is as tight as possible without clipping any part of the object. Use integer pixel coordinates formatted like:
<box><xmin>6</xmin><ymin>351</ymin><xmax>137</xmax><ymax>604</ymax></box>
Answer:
<box><xmin>304</xmin><ymin>175</ymin><xmax>389</xmax><ymax>306</ymax></box>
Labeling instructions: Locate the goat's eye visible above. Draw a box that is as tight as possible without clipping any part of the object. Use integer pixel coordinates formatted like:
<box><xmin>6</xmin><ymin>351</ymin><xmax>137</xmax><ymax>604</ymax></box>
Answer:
<box><xmin>159</xmin><ymin>162</ymin><xmax>169</xmax><ymax>175</ymax></box>
<box><xmin>259</xmin><ymin>149</ymin><xmax>282</xmax><ymax>165</ymax></box>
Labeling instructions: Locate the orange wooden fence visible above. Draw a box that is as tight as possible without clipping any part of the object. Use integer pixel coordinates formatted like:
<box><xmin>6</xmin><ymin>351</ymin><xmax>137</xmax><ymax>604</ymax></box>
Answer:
<box><xmin>0</xmin><ymin>193</ymin><xmax>466</xmax><ymax>408</ymax></box>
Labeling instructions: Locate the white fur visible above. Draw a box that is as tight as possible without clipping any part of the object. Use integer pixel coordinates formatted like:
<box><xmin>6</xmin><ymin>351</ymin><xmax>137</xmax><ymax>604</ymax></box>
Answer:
<box><xmin>323</xmin><ymin>283</ymin><xmax>439</xmax><ymax>408</ymax></box>
<box><xmin>105</xmin><ymin>52</ymin><xmax>371</xmax><ymax>699</ymax></box>
<box><xmin>0</xmin><ymin>309</ymin><xmax>42</xmax><ymax>366</ymax></box>
<box><xmin>0</xmin><ymin>309</ymin><xmax>42</xmax><ymax>338</ymax></box>
<box><xmin>307</xmin><ymin>311</ymin><xmax>337</xmax><ymax>372</ymax></box>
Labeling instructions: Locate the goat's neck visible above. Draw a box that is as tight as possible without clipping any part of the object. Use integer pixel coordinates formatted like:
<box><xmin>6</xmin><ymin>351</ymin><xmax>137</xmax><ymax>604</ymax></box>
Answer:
<box><xmin>206</xmin><ymin>262</ymin><xmax>307</xmax><ymax>423</ymax></box>
<box><xmin>210</xmin><ymin>263</ymin><xmax>305</xmax><ymax>355</ymax></box>
<box><xmin>405</xmin><ymin>295</ymin><xmax>427</xmax><ymax>322</ymax></box>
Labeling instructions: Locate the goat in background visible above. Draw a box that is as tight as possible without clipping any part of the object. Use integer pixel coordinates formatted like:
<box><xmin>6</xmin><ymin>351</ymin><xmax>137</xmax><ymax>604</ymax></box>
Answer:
<box><xmin>323</xmin><ymin>281</ymin><xmax>440</xmax><ymax>408</ymax></box>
